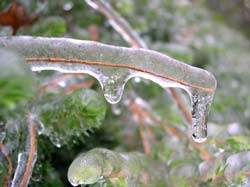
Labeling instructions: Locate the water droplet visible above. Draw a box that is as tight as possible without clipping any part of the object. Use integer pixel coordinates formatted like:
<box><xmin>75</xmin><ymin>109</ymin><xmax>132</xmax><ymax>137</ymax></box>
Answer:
<box><xmin>0</xmin><ymin>121</ymin><xmax>5</xmax><ymax>141</ymax></box>
<box><xmin>63</xmin><ymin>2</ymin><xmax>73</xmax><ymax>11</ymax></box>
<box><xmin>33</xmin><ymin>118</ymin><xmax>45</xmax><ymax>135</ymax></box>
<box><xmin>100</xmin><ymin>75</ymin><xmax>126</xmax><ymax>104</ymax></box>
<box><xmin>133</xmin><ymin>77</ymin><xmax>141</xmax><ymax>83</ymax></box>
<box><xmin>50</xmin><ymin>135</ymin><xmax>62</xmax><ymax>148</ymax></box>
<box><xmin>58</xmin><ymin>80</ymin><xmax>66</xmax><ymax>87</ymax></box>
<box><xmin>190</xmin><ymin>89</ymin><xmax>214</xmax><ymax>143</ymax></box>
<box><xmin>112</xmin><ymin>103</ymin><xmax>122</xmax><ymax>115</ymax></box>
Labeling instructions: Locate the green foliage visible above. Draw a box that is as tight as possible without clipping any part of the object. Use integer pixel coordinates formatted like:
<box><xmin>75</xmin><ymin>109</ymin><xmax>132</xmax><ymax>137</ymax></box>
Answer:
<box><xmin>0</xmin><ymin>49</ymin><xmax>36</xmax><ymax>119</ymax></box>
<box><xmin>30</xmin><ymin>17</ymin><xmax>67</xmax><ymax>37</ymax></box>
<box><xmin>224</xmin><ymin>136</ymin><xmax>250</xmax><ymax>153</ymax></box>
<box><xmin>0</xmin><ymin>49</ymin><xmax>33</xmax><ymax>110</ymax></box>
<box><xmin>30</xmin><ymin>160</ymin><xmax>64</xmax><ymax>187</ymax></box>
<box><xmin>34</xmin><ymin>89</ymin><xmax>107</xmax><ymax>146</ymax></box>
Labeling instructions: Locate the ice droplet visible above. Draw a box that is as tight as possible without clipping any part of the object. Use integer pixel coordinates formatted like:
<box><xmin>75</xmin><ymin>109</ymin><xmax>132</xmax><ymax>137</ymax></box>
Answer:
<box><xmin>189</xmin><ymin>89</ymin><xmax>214</xmax><ymax>143</ymax></box>
<box><xmin>99</xmin><ymin>74</ymin><xmax>129</xmax><ymax>104</ymax></box>
<box><xmin>112</xmin><ymin>104</ymin><xmax>122</xmax><ymax>115</ymax></box>
<box><xmin>133</xmin><ymin>77</ymin><xmax>141</xmax><ymax>83</ymax></box>
<box><xmin>0</xmin><ymin>121</ymin><xmax>6</xmax><ymax>141</ymax></box>
<box><xmin>33</xmin><ymin>118</ymin><xmax>45</xmax><ymax>135</ymax></box>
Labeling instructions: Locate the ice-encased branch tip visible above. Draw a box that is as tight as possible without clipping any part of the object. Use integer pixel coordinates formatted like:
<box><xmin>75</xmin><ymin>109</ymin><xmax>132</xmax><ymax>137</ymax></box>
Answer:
<box><xmin>0</xmin><ymin>36</ymin><xmax>217</xmax><ymax>142</ymax></box>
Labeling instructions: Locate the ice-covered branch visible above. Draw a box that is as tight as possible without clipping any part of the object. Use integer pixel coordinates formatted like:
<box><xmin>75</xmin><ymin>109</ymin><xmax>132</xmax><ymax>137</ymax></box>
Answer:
<box><xmin>0</xmin><ymin>36</ymin><xmax>216</xmax><ymax>142</ymax></box>
<box><xmin>11</xmin><ymin>114</ymin><xmax>37</xmax><ymax>187</ymax></box>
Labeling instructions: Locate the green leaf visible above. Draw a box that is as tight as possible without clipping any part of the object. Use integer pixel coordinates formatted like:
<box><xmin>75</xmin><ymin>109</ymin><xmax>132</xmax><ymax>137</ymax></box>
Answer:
<box><xmin>224</xmin><ymin>136</ymin><xmax>250</xmax><ymax>153</ymax></box>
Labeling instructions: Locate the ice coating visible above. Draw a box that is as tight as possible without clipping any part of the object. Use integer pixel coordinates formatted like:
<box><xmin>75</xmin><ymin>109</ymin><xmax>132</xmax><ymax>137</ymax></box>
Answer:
<box><xmin>67</xmin><ymin>148</ymin><xmax>168</xmax><ymax>186</ymax></box>
<box><xmin>11</xmin><ymin>152</ymin><xmax>37</xmax><ymax>187</ymax></box>
<box><xmin>0</xmin><ymin>36</ymin><xmax>217</xmax><ymax>142</ymax></box>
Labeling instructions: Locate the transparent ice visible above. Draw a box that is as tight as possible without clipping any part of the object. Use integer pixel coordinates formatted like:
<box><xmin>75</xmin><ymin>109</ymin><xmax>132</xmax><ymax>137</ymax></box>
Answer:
<box><xmin>0</xmin><ymin>36</ymin><xmax>217</xmax><ymax>143</ymax></box>
<box><xmin>11</xmin><ymin>151</ymin><xmax>37</xmax><ymax>187</ymax></box>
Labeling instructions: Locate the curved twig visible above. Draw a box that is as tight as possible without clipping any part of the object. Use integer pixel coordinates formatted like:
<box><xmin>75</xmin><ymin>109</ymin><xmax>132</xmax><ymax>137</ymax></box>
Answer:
<box><xmin>0</xmin><ymin>142</ymin><xmax>13</xmax><ymax>187</ymax></box>
<box><xmin>20</xmin><ymin>113</ymin><xmax>37</xmax><ymax>187</ymax></box>
<box><xmin>85</xmin><ymin>0</ymin><xmax>147</xmax><ymax>48</ymax></box>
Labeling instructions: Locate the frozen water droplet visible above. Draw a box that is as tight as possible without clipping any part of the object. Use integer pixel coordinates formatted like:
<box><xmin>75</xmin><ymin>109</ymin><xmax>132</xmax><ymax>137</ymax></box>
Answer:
<box><xmin>63</xmin><ymin>2</ymin><xmax>73</xmax><ymax>11</ymax></box>
<box><xmin>133</xmin><ymin>77</ymin><xmax>141</xmax><ymax>83</ymax></box>
<box><xmin>0</xmin><ymin>121</ymin><xmax>5</xmax><ymax>141</ymax></box>
<box><xmin>112</xmin><ymin>103</ymin><xmax>122</xmax><ymax>115</ymax></box>
<box><xmin>190</xmin><ymin>89</ymin><xmax>214</xmax><ymax>143</ymax></box>
<box><xmin>50</xmin><ymin>135</ymin><xmax>62</xmax><ymax>148</ymax></box>
<box><xmin>58</xmin><ymin>80</ymin><xmax>66</xmax><ymax>87</ymax></box>
<box><xmin>100</xmin><ymin>75</ymin><xmax>126</xmax><ymax>104</ymax></box>
<box><xmin>33</xmin><ymin>118</ymin><xmax>45</xmax><ymax>135</ymax></box>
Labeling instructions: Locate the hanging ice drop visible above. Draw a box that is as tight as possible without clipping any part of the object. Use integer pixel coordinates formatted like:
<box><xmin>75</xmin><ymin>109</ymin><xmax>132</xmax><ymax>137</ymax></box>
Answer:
<box><xmin>99</xmin><ymin>74</ymin><xmax>128</xmax><ymax>104</ymax></box>
<box><xmin>190</xmin><ymin>89</ymin><xmax>214</xmax><ymax>143</ymax></box>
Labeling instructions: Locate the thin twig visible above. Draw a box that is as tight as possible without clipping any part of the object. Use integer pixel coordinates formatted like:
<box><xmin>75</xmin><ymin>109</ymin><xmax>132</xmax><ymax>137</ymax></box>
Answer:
<box><xmin>138</xmin><ymin>122</ymin><xmax>151</xmax><ymax>155</ymax></box>
<box><xmin>0</xmin><ymin>142</ymin><xmax>13</xmax><ymax>187</ymax></box>
<box><xmin>130</xmin><ymin>101</ymin><xmax>151</xmax><ymax>155</ymax></box>
<box><xmin>64</xmin><ymin>80</ymin><xmax>95</xmax><ymax>93</ymax></box>
<box><xmin>144</xmin><ymin>124</ymin><xmax>157</xmax><ymax>144</ymax></box>
<box><xmin>20</xmin><ymin>113</ymin><xmax>37</xmax><ymax>187</ymax></box>
<box><xmin>85</xmin><ymin>0</ymin><xmax>147</xmax><ymax>48</ymax></box>
<box><xmin>130</xmin><ymin>102</ymin><xmax>157</xmax><ymax>144</ymax></box>
<box><xmin>134</xmin><ymin>97</ymin><xmax>211</xmax><ymax>160</ymax></box>
<box><xmin>169</xmin><ymin>88</ymin><xmax>192</xmax><ymax>124</ymax></box>
<box><xmin>39</xmin><ymin>74</ymin><xmax>73</xmax><ymax>93</ymax></box>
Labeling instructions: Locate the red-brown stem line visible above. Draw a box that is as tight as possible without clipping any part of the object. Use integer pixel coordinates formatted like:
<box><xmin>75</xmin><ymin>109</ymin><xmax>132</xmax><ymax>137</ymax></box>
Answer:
<box><xmin>25</xmin><ymin>57</ymin><xmax>215</xmax><ymax>93</ymax></box>
<box><xmin>0</xmin><ymin>142</ymin><xmax>13</xmax><ymax>187</ymax></box>
<box><xmin>20</xmin><ymin>113</ymin><xmax>37</xmax><ymax>187</ymax></box>
<box><xmin>39</xmin><ymin>74</ymin><xmax>73</xmax><ymax>93</ymax></box>
<box><xmin>64</xmin><ymin>80</ymin><xmax>95</xmax><ymax>93</ymax></box>
<box><xmin>130</xmin><ymin>101</ymin><xmax>151</xmax><ymax>155</ymax></box>
<box><xmin>131</xmin><ymin>102</ymin><xmax>157</xmax><ymax>144</ymax></box>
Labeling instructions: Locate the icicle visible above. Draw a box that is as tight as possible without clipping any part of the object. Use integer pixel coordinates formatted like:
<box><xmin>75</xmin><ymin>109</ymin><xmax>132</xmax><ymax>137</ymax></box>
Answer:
<box><xmin>189</xmin><ymin>89</ymin><xmax>214</xmax><ymax>143</ymax></box>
